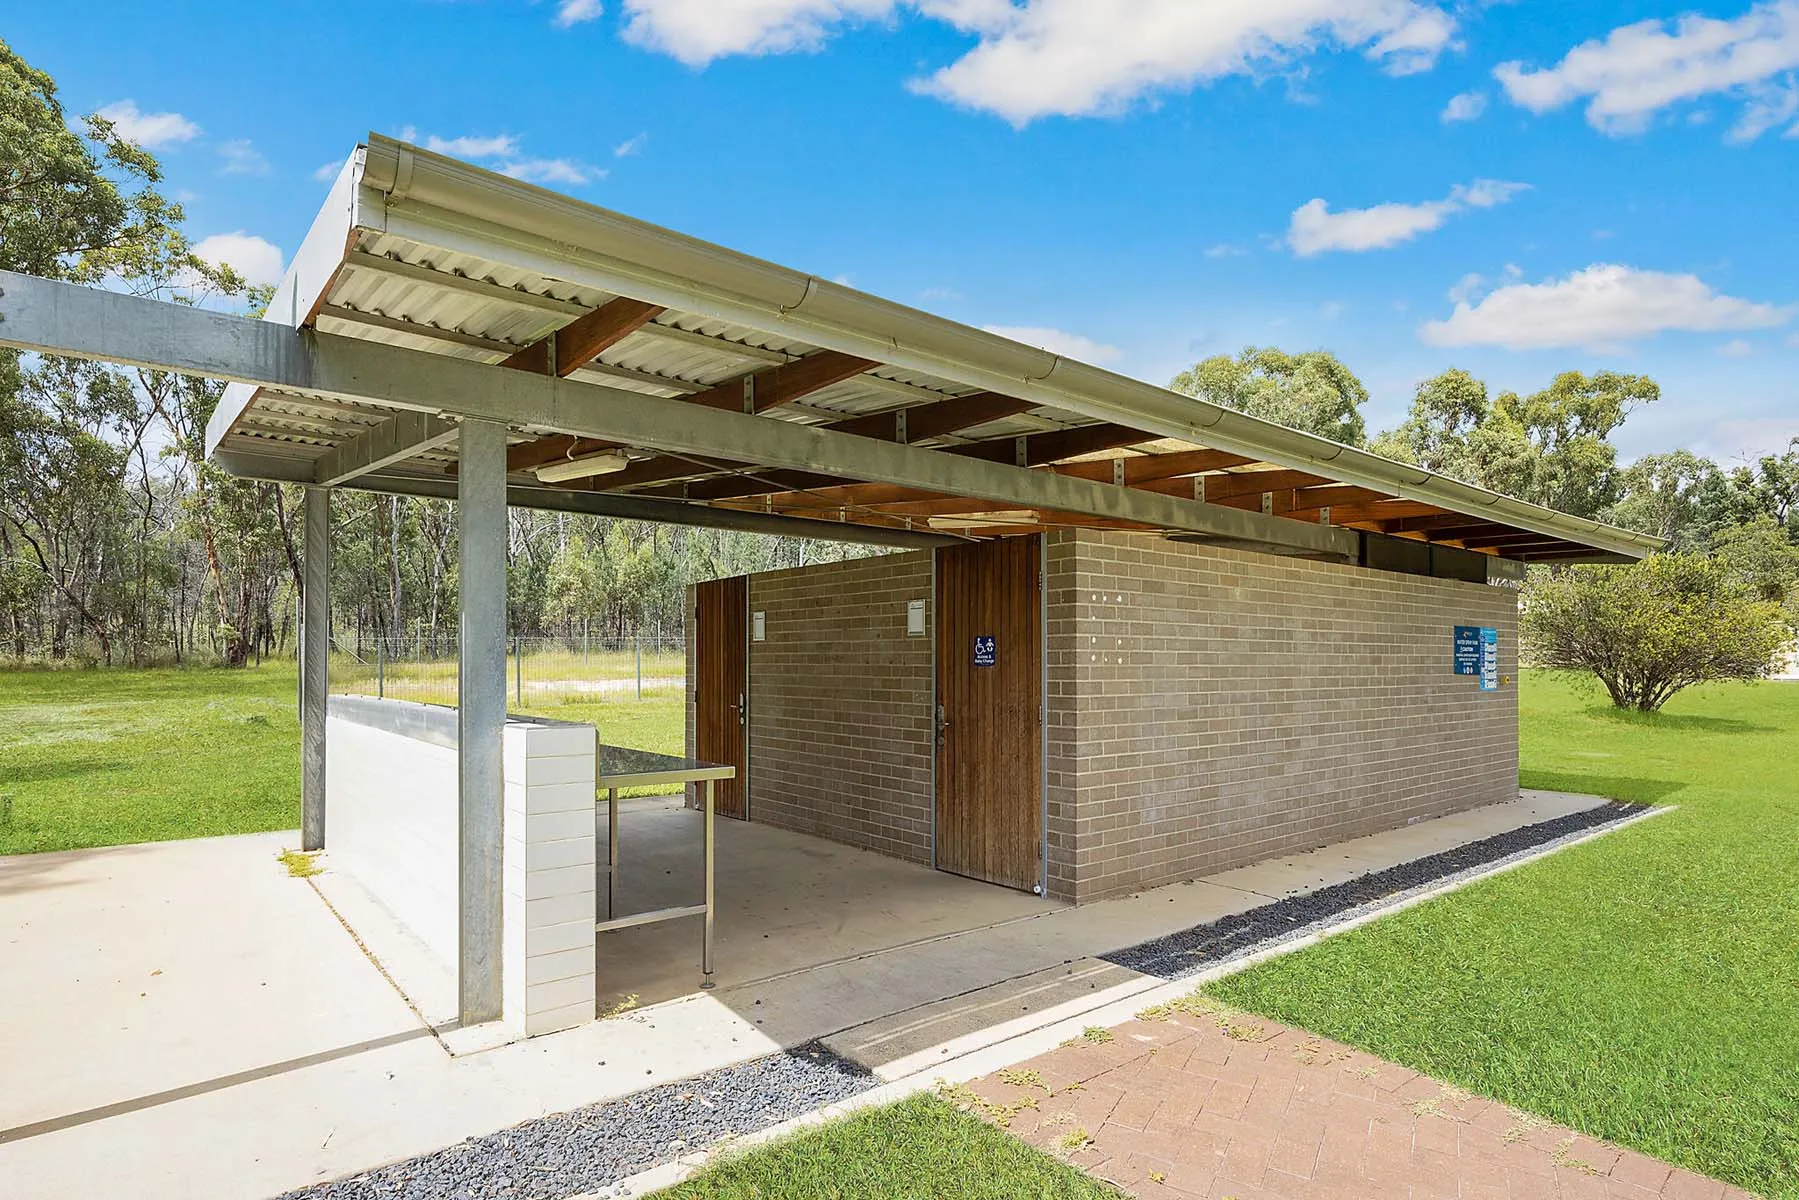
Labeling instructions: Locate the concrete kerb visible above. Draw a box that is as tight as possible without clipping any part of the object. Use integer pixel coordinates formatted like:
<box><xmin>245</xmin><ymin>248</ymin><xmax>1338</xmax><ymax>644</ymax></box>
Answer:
<box><xmin>586</xmin><ymin>802</ymin><xmax>1672</xmax><ymax>1200</ymax></box>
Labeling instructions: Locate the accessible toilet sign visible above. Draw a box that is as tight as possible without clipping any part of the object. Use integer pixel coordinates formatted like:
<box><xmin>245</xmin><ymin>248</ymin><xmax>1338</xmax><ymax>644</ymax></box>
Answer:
<box><xmin>973</xmin><ymin>635</ymin><xmax>996</xmax><ymax>667</ymax></box>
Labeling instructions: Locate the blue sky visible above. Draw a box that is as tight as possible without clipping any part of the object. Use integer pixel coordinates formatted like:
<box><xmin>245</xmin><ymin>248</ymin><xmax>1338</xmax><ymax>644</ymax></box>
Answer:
<box><xmin>12</xmin><ymin>0</ymin><xmax>1798</xmax><ymax>464</ymax></box>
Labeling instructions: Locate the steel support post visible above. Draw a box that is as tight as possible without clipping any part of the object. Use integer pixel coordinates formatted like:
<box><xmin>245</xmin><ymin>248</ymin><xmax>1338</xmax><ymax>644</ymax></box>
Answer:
<box><xmin>457</xmin><ymin>418</ymin><xmax>507</xmax><ymax>1026</ymax></box>
<box><xmin>301</xmin><ymin>486</ymin><xmax>330</xmax><ymax>851</ymax></box>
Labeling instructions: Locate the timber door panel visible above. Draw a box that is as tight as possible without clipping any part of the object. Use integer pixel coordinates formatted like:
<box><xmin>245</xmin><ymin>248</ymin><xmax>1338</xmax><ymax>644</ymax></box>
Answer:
<box><xmin>934</xmin><ymin>536</ymin><xmax>1042</xmax><ymax>891</ymax></box>
<box><xmin>694</xmin><ymin>575</ymin><xmax>748</xmax><ymax>820</ymax></box>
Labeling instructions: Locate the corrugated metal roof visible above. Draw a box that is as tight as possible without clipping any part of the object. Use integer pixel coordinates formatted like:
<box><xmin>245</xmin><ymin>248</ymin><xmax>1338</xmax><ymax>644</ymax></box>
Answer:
<box><xmin>200</xmin><ymin>136</ymin><xmax>1664</xmax><ymax>563</ymax></box>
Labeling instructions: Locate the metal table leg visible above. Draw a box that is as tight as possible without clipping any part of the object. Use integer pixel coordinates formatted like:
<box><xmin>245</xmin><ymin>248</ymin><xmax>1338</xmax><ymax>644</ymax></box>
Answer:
<box><xmin>607</xmin><ymin>786</ymin><xmax>619</xmax><ymax>922</ymax></box>
<box><xmin>701</xmin><ymin>778</ymin><xmax>715</xmax><ymax>989</ymax></box>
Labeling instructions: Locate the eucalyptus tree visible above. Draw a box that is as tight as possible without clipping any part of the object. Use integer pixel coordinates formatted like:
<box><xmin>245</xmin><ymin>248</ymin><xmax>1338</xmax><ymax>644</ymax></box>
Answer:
<box><xmin>1171</xmin><ymin>346</ymin><xmax>1369</xmax><ymax>447</ymax></box>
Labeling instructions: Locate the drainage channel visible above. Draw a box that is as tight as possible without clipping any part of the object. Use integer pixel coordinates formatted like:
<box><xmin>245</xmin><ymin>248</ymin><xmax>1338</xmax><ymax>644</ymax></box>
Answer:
<box><xmin>273</xmin><ymin>1043</ymin><xmax>874</xmax><ymax>1200</ymax></box>
<box><xmin>1102</xmin><ymin>801</ymin><xmax>1649</xmax><ymax>980</ymax></box>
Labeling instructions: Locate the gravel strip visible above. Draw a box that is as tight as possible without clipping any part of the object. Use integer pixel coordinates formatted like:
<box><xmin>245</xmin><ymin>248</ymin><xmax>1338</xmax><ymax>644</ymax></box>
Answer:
<box><xmin>1102</xmin><ymin>801</ymin><xmax>1649</xmax><ymax>981</ymax></box>
<box><xmin>275</xmin><ymin>1042</ymin><xmax>874</xmax><ymax>1200</ymax></box>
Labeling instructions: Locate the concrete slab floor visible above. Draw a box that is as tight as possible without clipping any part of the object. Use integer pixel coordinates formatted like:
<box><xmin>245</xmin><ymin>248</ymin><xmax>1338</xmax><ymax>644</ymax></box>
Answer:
<box><xmin>0</xmin><ymin>789</ymin><xmax>1608</xmax><ymax>1200</ymax></box>
<box><xmin>594</xmin><ymin>797</ymin><xmax>1055</xmax><ymax>1008</ymax></box>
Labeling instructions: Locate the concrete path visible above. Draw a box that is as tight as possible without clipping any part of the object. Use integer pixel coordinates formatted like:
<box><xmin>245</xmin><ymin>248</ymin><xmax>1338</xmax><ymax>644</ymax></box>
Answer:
<box><xmin>0</xmin><ymin>790</ymin><xmax>1619</xmax><ymax>1200</ymax></box>
<box><xmin>961</xmin><ymin>1009</ymin><xmax>1748</xmax><ymax>1200</ymax></box>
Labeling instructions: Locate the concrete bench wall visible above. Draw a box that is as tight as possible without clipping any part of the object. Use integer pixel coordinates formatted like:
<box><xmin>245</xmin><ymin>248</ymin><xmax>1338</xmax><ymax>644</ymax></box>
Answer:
<box><xmin>325</xmin><ymin>697</ymin><xmax>597</xmax><ymax>1036</ymax></box>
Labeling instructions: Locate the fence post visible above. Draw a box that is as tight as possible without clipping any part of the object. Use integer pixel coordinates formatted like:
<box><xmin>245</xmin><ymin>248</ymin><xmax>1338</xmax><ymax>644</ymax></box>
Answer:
<box><xmin>514</xmin><ymin>634</ymin><xmax>523</xmax><ymax>708</ymax></box>
<box><xmin>636</xmin><ymin>633</ymin><xmax>643</xmax><ymax>699</ymax></box>
<box><xmin>377</xmin><ymin>639</ymin><xmax>385</xmax><ymax>699</ymax></box>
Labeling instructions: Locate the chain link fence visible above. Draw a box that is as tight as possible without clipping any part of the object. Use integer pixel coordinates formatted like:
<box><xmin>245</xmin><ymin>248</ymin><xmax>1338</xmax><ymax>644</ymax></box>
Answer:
<box><xmin>329</xmin><ymin>632</ymin><xmax>686</xmax><ymax>708</ymax></box>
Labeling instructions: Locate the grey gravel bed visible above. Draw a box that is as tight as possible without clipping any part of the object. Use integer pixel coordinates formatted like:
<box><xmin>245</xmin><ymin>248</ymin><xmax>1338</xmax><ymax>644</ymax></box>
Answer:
<box><xmin>274</xmin><ymin>1042</ymin><xmax>873</xmax><ymax>1200</ymax></box>
<box><xmin>1102</xmin><ymin>801</ymin><xmax>1649</xmax><ymax>981</ymax></box>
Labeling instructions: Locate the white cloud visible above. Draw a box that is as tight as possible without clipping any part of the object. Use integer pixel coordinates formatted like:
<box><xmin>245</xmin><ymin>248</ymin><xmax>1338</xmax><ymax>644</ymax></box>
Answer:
<box><xmin>1718</xmin><ymin>337</ymin><xmax>1755</xmax><ymax>356</ymax></box>
<box><xmin>1494</xmin><ymin>1</ymin><xmax>1799</xmax><ymax>141</ymax></box>
<box><xmin>915</xmin><ymin>1</ymin><xmax>1459</xmax><ymax>122</ymax></box>
<box><xmin>1204</xmin><ymin>242</ymin><xmax>1249</xmax><ymax>258</ymax></box>
<box><xmin>399</xmin><ymin>127</ymin><xmax>599</xmax><ymax>186</ymax></box>
<box><xmin>1287</xmin><ymin>179</ymin><xmax>1528</xmax><ymax>256</ymax></box>
<box><xmin>620</xmin><ymin>0</ymin><xmax>895</xmax><ymax>65</ymax></box>
<box><xmin>192</xmin><ymin>232</ymin><xmax>285</xmax><ymax>289</ymax></box>
<box><xmin>410</xmin><ymin>130</ymin><xmax>521</xmax><ymax>158</ymax></box>
<box><xmin>500</xmin><ymin>157</ymin><xmax>602</xmax><ymax>184</ymax></box>
<box><xmin>1320</xmin><ymin>300</ymin><xmax>1344</xmax><ymax>320</ymax></box>
<box><xmin>1448</xmin><ymin>272</ymin><xmax>1486</xmax><ymax>304</ymax></box>
<box><xmin>95</xmin><ymin>100</ymin><xmax>200</xmax><ymax>148</ymax></box>
<box><xmin>313</xmin><ymin>158</ymin><xmax>346</xmax><ymax>182</ymax></box>
<box><xmin>555</xmin><ymin>0</ymin><xmax>604</xmax><ymax>25</ymax></box>
<box><xmin>1788</xmin><ymin>331</ymin><xmax>1799</xmax><ymax>347</ymax></box>
<box><xmin>619</xmin><ymin>1</ymin><xmax>1457</xmax><ymax>121</ymax></box>
<box><xmin>1420</xmin><ymin>263</ymin><xmax>1794</xmax><ymax>351</ymax></box>
<box><xmin>983</xmin><ymin>324</ymin><xmax>1122</xmax><ymax>364</ymax></box>
<box><xmin>216</xmin><ymin>138</ymin><xmax>269</xmax><ymax>176</ymax></box>
<box><xmin>1440</xmin><ymin>90</ymin><xmax>1486</xmax><ymax>122</ymax></box>
<box><xmin>614</xmin><ymin>131</ymin><xmax>649</xmax><ymax>157</ymax></box>
<box><xmin>1694</xmin><ymin>417</ymin><xmax>1799</xmax><ymax>461</ymax></box>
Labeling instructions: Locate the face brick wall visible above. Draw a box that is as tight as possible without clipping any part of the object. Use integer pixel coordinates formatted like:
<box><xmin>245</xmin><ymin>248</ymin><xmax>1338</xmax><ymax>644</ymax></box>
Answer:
<box><xmin>739</xmin><ymin>552</ymin><xmax>936</xmax><ymax>863</ymax></box>
<box><xmin>1047</xmin><ymin>529</ymin><xmax>1520</xmax><ymax>903</ymax></box>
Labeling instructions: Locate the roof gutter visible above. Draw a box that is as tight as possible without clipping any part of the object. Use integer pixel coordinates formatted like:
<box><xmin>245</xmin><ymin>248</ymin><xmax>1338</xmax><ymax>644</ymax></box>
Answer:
<box><xmin>347</xmin><ymin>135</ymin><xmax>1662</xmax><ymax>560</ymax></box>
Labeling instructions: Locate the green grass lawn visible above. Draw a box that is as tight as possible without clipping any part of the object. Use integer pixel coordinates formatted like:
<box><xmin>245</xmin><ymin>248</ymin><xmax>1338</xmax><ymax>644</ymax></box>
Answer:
<box><xmin>649</xmin><ymin>1093</ymin><xmax>1118</xmax><ymax>1200</ymax></box>
<box><xmin>0</xmin><ymin>665</ymin><xmax>685</xmax><ymax>856</ymax></box>
<box><xmin>1209</xmin><ymin>672</ymin><xmax>1799</xmax><ymax>1198</ymax></box>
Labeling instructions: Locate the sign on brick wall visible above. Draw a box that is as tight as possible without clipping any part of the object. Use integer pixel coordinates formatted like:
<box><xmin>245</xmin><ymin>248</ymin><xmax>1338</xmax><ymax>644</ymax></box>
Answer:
<box><xmin>1454</xmin><ymin>625</ymin><xmax>1500</xmax><ymax>689</ymax></box>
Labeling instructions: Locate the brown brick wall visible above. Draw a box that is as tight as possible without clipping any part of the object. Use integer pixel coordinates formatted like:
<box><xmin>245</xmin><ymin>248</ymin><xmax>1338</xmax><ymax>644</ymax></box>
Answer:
<box><xmin>1049</xmin><ymin>529</ymin><xmax>1520</xmax><ymax>903</ymax></box>
<box><xmin>738</xmin><ymin>552</ymin><xmax>936</xmax><ymax>863</ymax></box>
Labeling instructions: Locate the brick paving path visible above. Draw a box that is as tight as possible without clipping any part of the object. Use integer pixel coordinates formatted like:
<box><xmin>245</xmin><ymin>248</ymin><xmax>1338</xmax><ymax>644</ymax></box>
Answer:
<box><xmin>959</xmin><ymin>1007</ymin><xmax>1749</xmax><ymax>1200</ymax></box>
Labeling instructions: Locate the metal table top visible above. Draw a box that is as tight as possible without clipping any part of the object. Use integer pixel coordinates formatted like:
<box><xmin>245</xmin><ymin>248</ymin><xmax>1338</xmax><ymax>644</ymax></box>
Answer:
<box><xmin>595</xmin><ymin>744</ymin><xmax>736</xmax><ymax>790</ymax></box>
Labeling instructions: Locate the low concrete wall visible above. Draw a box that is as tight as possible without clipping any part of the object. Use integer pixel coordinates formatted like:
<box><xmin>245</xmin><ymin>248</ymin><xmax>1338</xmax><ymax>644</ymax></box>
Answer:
<box><xmin>326</xmin><ymin>697</ymin><xmax>597</xmax><ymax>1037</ymax></box>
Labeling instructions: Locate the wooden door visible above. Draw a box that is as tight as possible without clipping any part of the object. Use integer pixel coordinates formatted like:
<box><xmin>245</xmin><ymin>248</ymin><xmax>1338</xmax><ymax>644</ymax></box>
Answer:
<box><xmin>694</xmin><ymin>575</ymin><xmax>748</xmax><ymax>820</ymax></box>
<box><xmin>934</xmin><ymin>535</ymin><xmax>1042</xmax><ymax>891</ymax></box>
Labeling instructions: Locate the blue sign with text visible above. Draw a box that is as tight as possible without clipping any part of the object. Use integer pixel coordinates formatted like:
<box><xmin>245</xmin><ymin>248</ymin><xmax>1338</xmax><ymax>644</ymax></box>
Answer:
<box><xmin>1453</xmin><ymin>626</ymin><xmax>1483</xmax><ymax>675</ymax></box>
<box><xmin>1479</xmin><ymin>626</ymin><xmax>1500</xmax><ymax>691</ymax></box>
<box><xmin>973</xmin><ymin>635</ymin><xmax>996</xmax><ymax>667</ymax></box>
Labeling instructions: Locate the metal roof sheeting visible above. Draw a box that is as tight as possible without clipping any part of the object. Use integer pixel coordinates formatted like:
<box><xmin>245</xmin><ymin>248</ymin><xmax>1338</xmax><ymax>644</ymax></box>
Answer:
<box><xmin>204</xmin><ymin>134</ymin><xmax>1665</xmax><ymax>562</ymax></box>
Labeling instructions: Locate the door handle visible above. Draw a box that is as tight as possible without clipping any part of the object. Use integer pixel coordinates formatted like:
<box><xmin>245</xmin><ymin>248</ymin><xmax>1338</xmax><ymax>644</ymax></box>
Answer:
<box><xmin>734</xmin><ymin>692</ymin><xmax>746</xmax><ymax>728</ymax></box>
<box><xmin>935</xmin><ymin>703</ymin><xmax>950</xmax><ymax>746</ymax></box>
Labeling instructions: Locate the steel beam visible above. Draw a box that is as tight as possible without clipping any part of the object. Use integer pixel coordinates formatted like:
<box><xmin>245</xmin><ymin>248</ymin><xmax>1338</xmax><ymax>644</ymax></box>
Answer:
<box><xmin>301</xmin><ymin>486</ymin><xmax>330</xmax><ymax>851</ymax></box>
<box><xmin>1</xmin><ymin>273</ymin><xmax>1350</xmax><ymax>559</ymax></box>
<box><xmin>313</xmin><ymin>411</ymin><xmax>460</xmax><ymax>486</ymax></box>
<box><xmin>457</xmin><ymin>418</ymin><xmax>507</xmax><ymax>1026</ymax></box>
<box><xmin>212</xmin><ymin>448</ymin><xmax>962</xmax><ymax>548</ymax></box>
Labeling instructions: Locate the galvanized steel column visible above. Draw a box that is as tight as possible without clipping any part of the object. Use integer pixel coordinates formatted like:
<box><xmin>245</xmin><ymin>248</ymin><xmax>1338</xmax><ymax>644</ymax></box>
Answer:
<box><xmin>301</xmin><ymin>486</ymin><xmax>330</xmax><ymax>851</ymax></box>
<box><xmin>457</xmin><ymin>418</ymin><xmax>507</xmax><ymax>1026</ymax></box>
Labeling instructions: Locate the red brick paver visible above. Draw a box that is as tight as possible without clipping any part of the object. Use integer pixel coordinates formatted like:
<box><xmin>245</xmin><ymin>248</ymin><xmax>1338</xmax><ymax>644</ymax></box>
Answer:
<box><xmin>959</xmin><ymin>1012</ymin><xmax>1750</xmax><ymax>1200</ymax></box>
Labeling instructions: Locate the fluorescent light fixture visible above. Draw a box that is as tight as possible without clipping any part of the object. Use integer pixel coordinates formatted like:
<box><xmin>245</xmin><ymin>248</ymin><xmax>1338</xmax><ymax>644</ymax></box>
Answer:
<box><xmin>927</xmin><ymin>510</ymin><xmax>1038</xmax><ymax>530</ymax></box>
<box><xmin>534</xmin><ymin>451</ymin><xmax>630</xmax><ymax>484</ymax></box>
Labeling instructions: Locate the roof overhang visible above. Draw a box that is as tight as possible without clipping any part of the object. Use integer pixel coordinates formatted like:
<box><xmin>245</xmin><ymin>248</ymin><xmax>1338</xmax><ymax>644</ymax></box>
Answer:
<box><xmin>9</xmin><ymin>133</ymin><xmax>1664</xmax><ymax>565</ymax></box>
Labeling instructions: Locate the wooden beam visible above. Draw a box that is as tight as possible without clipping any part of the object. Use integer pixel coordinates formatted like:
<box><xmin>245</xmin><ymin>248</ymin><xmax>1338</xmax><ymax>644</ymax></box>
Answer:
<box><xmin>1174</xmin><ymin>468</ymin><xmax>1334</xmax><ymax>502</ymax></box>
<box><xmin>1458</xmin><ymin>532</ymin><xmax>1569</xmax><ymax>551</ymax></box>
<box><xmin>499</xmin><ymin>296</ymin><xmax>666</xmax><ymax>375</ymax></box>
<box><xmin>829</xmin><ymin>449</ymin><xmax>1261</xmax><ymax>520</ymax></box>
<box><xmin>1378</xmin><ymin>513</ymin><xmax>1489</xmax><ymax>535</ymax></box>
<box><xmin>824</xmin><ymin>391</ymin><xmax>1032</xmax><ymax>443</ymax></box>
<box><xmin>504</xmin><ymin>348</ymin><xmax>878</xmax><ymax>475</ymax></box>
<box><xmin>586</xmin><ymin>390</ymin><xmax>1041</xmax><ymax>494</ymax></box>
<box><xmin>690</xmin><ymin>349</ymin><xmax>879</xmax><ymax>414</ymax></box>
